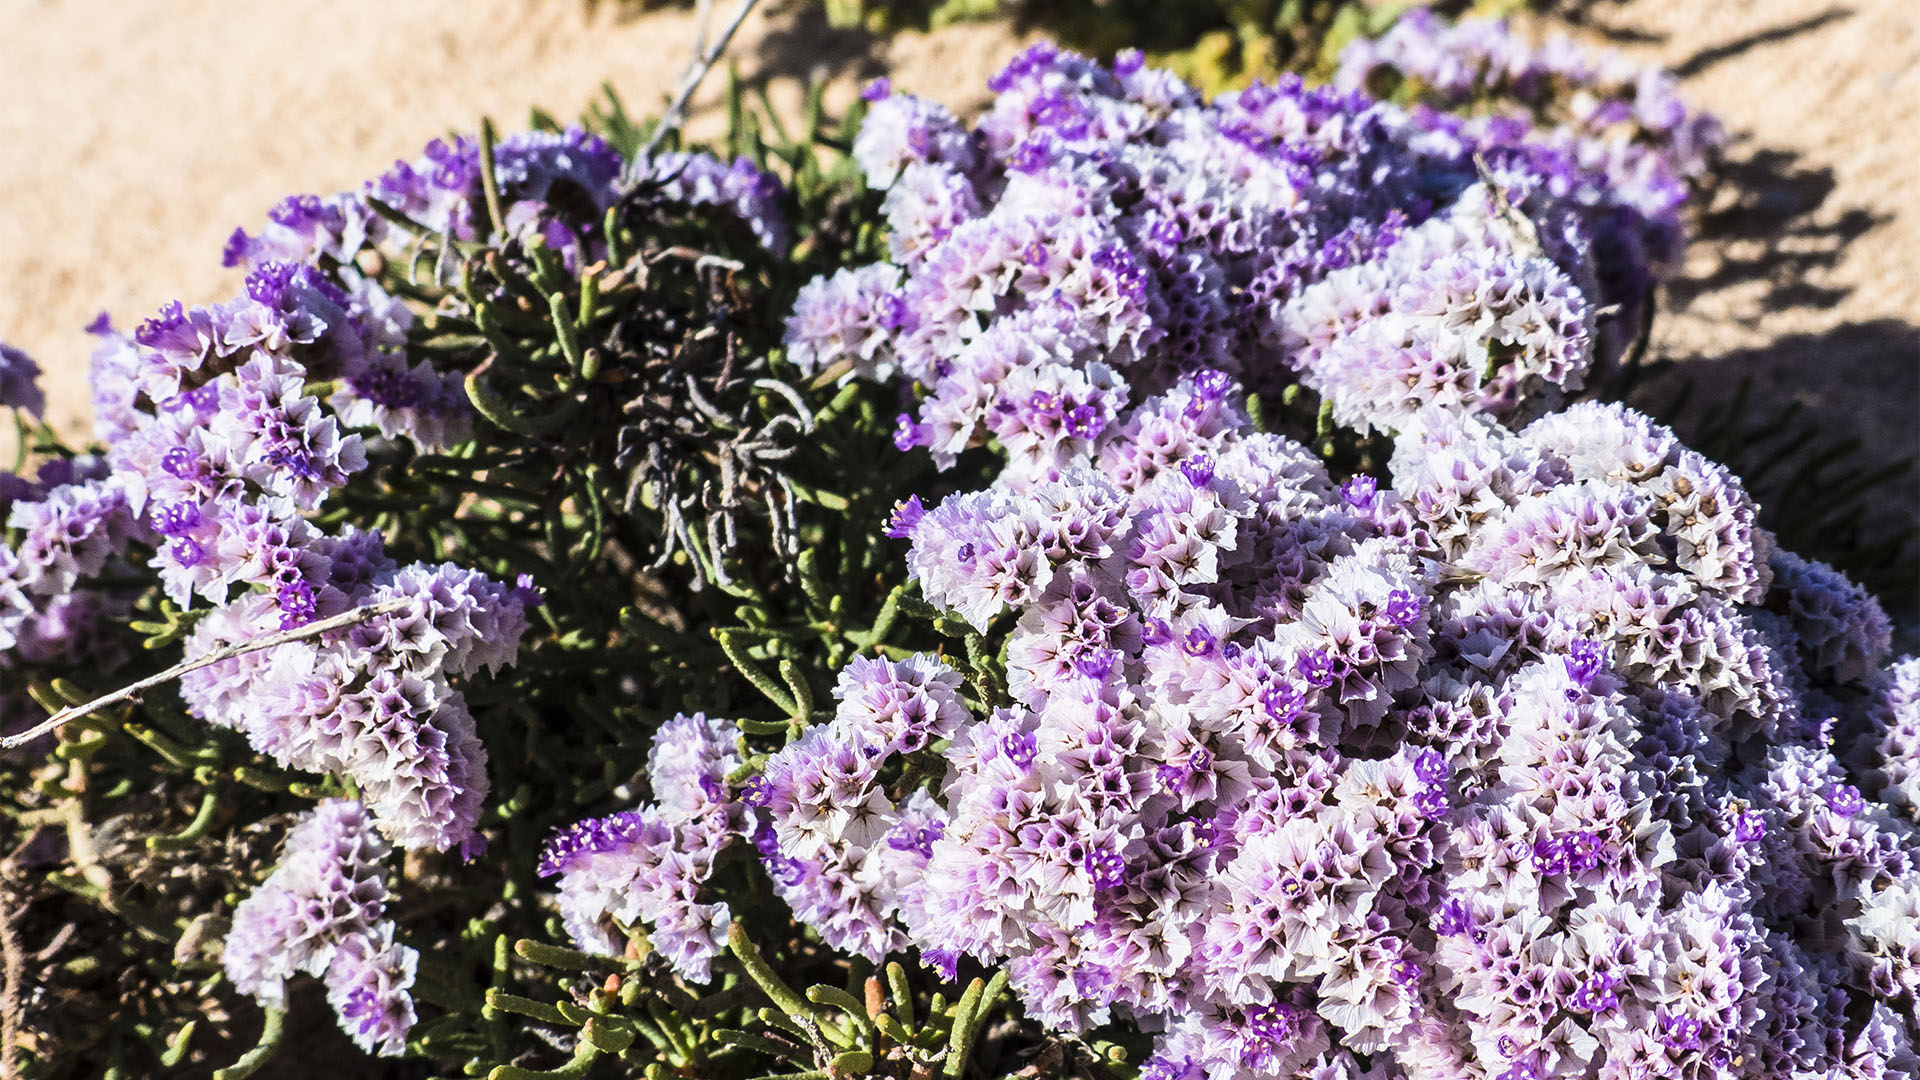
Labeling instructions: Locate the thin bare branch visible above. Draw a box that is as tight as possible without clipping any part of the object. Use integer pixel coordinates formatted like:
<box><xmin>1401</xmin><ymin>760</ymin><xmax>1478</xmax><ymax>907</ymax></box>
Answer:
<box><xmin>0</xmin><ymin>598</ymin><xmax>411</xmax><ymax>751</ymax></box>
<box><xmin>628</xmin><ymin>0</ymin><xmax>765</xmax><ymax>174</ymax></box>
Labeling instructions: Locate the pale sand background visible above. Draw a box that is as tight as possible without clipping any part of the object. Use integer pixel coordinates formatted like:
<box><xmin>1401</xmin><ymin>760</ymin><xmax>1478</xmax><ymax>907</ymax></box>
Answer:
<box><xmin>1</xmin><ymin>0</ymin><xmax>1913</xmax><ymax>568</ymax></box>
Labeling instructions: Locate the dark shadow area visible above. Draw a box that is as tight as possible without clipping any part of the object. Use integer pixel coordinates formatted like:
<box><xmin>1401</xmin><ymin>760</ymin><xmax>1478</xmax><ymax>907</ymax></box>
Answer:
<box><xmin>1665</xmin><ymin>146</ymin><xmax>1886</xmax><ymax>316</ymax></box>
<box><xmin>746</xmin><ymin>0</ymin><xmax>895</xmax><ymax>91</ymax></box>
<box><xmin>1533</xmin><ymin>0</ymin><xmax>1668</xmax><ymax>44</ymax></box>
<box><xmin>1670</xmin><ymin>6</ymin><xmax>1852</xmax><ymax>78</ymax></box>
<box><xmin>1628</xmin><ymin>320</ymin><xmax>1920</xmax><ymax>627</ymax></box>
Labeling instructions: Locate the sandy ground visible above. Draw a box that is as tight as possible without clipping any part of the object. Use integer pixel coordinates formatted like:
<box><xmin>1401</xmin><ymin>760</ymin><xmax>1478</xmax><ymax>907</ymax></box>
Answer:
<box><xmin>1562</xmin><ymin>0</ymin><xmax>1920</xmax><ymax>577</ymax></box>
<box><xmin>0</xmin><ymin>0</ymin><xmax>1034</xmax><ymax>438</ymax></box>
<box><xmin>1</xmin><ymin>0</ymin><xmax>1913</xmax><ymax>574</ymax></box>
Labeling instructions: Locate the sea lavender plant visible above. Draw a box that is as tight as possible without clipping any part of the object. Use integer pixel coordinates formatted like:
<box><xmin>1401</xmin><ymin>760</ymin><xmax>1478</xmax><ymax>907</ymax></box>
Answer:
<box><xmin>0</xmin><ymin>75</ymin><xmax>938</xmax><ymax>1075</ymax></box>
<box><xmin>4</xmin><ymin>13</ymin><xmax>1912</xmax><ymax>1080</ymax></box>
<box><xmin>568</xmin><ymin>34</ymin><xmax>1918</xmax><ymax>1080</ymax></box>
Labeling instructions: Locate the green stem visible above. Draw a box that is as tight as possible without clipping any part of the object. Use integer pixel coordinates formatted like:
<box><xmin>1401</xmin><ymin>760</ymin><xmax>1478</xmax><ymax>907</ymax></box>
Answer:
<box><xmin>211</xmin><ymin>1006</ymin><xmax>284</xmax><ymax>1080</ymax></box>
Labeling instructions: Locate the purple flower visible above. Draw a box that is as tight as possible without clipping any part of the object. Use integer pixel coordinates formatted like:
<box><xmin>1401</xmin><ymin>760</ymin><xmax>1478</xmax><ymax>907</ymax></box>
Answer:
<box><xmin>1826</xmin><ymin>782</ymin><xmax>1865</xmax><ymax>818</ymax></box>
<box><xmin>1294</xmin><ymin>648</ymin><xmax>1338</xmax><ymax>688</ymax></box>
<box><xmin>1180</xmin><ymin>453</ymin><xmax>1215</xmax><ymax>487</ymax></box>
<box><xmin>1564</xmin><ymin>638</ymin><xmax>1607</xmax><ymax>688</ymax></box>
<box><xmin>1001</xmin><ymin>731</ymin><xmax>1038</xmax><ymax>767</ymax></box>
<box><xmin>1569</xmin><ymin>971</ymin><xmax>1620</xmax><ymax>1014</ymax></box>
<box><xmin>1413</xmin><ymin>749</ymin><xmax>1451</xmax><ymax>785</ymax></box>
<box><xmin>1658</xmin><ymin>1010</ymin><xmax>1705</xmax><ymax>1051</ymax></box>
<box><xmin>1084</xmin><ymin>849</ymin><xmax>1128</xmax><ymax>890</ymax></box>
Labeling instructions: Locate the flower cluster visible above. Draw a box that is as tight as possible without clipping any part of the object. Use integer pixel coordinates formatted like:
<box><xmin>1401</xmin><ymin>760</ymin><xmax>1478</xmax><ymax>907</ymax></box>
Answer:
<box><xmin>224</xmin><ymin>799</ymin><xmax>417</xmax><ymax>1056</ymax></box>
<box><xmin>85</xmin><ymin>250</ymin><xmax>532</xmax><ymax>854</ymax></box>
<box><xmin>786</xmin><ymin>32</ymin><xmax>1709</xmax><ymax>488</ymax></box>
<box><xmin>0</xmin><ymin>452</ymin><xmax>139</xmax><ymax>667</ymax></box>
<box><xmin>588</xmin><ymin>37</ymin><xmax>1919</xmax><ymax>1080</ymax></box>
<box><xmin>731</xmin><ymin>371</ymin><xmax>1915</xmax><ymax>1079</ymax></box>
<box><xmin>45</xmin><ymin>122</ymin><xmax>800</xmax><ymax>853</ymax></box>
<box><xmin>540</xmin><ymin>713</ymin><xmax>751</xmax><ymax>982</ymax></box>
<box><xmin>746</xmin><ymin>654</ymin><xmax>969</xmax><ymax>961</ymax></box>
<box><xmin>5</xmin><ymin>98</ymin><xmax>804</xmax><ymax>1068</ymax></box>
<box><xmin>1334</xmin><ymin>11</ymin><xmax>1726</xmax><ymax>182</ymax></box>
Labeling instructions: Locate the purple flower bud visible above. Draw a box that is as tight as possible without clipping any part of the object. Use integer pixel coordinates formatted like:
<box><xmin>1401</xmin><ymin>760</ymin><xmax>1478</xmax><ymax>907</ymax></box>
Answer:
<box><xmin>1245</xmin><ymin>1001</ymin><xmax>1299</xmax><ymax>1044</ymax></box>
<box><xmin>171</xmin><ymin>537</ymin><xmax>206</xmax><ymax>568</ymax></box>
<box><xmin>1414</xmin><ymin>788</ymin><xmax>1450</xmax><ymax>821</ymax></box>
<box><xmin>1179</xmin><ymin>453</ymin><xmax>1215</xmax><ymax>487</ymax></box>
<box><xmin>1413</xmin><ymin>749</ymin><xmax>1451</xmax><ymax>786</ymax></box>
<box><xmin>512</xmin><ymin>573</ymin><xmax>543</xmax><ymax>608</ymax></box>
<box><xmin>161</xmin><ymin>446</ymin><xmax>197</xmax><ymax>479</ymax></box>
<box><xmin>277</xmin><ymin>580</ymin><xmax>318</xmax><ymax>629</ymax></box>
<box><xmin>1009</xmin><ymin>136</ymin><xmax>1056</xmax><ymax>174</ymax></box>
<box><xmin>1826</xmin><ymin>783</ymin><xmax>1865</xmax><ymax>818</ymax></box>
<box><xmin>1260</xmin><ymin>681</ymin><xmax>1304</xmax><ymax>726</ymax></box>
<box><xmin>1435</xmin><ymin>898</ymin><xmax>1474</xmax><ymax>936</ymax></box>
<box><xmin>1192</xmin><ymin>369</ymin><xmax>1231</xmax><ymax>403</ymax></box>
<box><xmin>885</xmin><ymin>495</ymin><xmax>926</xmax><ymax>540</ymax></box>
<box><xmin>1658</xmin><ymin>1011</ymin><xmax>1705</xmax><ymax>1051</ymax></box>
<box><xmin>1182</xmin><ymin>627</ymin><xmax>1216</xmax><ymax>657</ymax></box>
<box><xmin>1064</xmin><ymin>403</ymin><xmax>1105</xmax><ymax>439</ymax></box>
<box><xmin>1084</xmin><ymin>849</ymin><xmax>1128</xmax><ymax>890</ymax></box>
<box><xmin>861</xmin><ymin>77</ymin><xmax>892</xmax><ymax>102</ymax></box>
<box><xmin>740</xmin><ymin>776</ymin><xmax>772</xmax><ymax>807</ymax></box>
<box><xmin>1570</xmin><ymin>972</ymin><xmax>1620</xmax><ymax>1014</ymax></box>
<box><xmin>1382</xmin><ymin>589</ymin><xmax>1423</xmax><ymax>629</ymax></box>
<box><xmin>1295</xmin><ymin>649</ymin><xmax>1337</xmax><ymax>688</ymax></box>
<box><xmin>1340</xmin><ymin>474</ymin><xmax>1378</xmax><ymax>511</ymax></box>
<box><xmin>922</xmin><ymin>948</ymin><xmax>959</xmax><ymax>982</ymax></box>
<box><xmin>893</xmin><ymin>413</ymin><xmax>927</xmax><ymax>452</ymax></box>
<box><xmin>1001</xmin><ymin>731</ymin><xmax>1038</xmax><ymax>767</ymax></box>
<box><xmin>1733</xmin><ymin>811</ymin><xmax>1766</xmax><ymax>843</ymax></box>
<box><xmin>1074</xmin><ymin>649</ymin><xmax>1117</xmax><ymax>681</ymax></box>
<box><xmin>1565</xmin><ymin>639</ymin><xmax>1607</xmax><ymax>689</ymax></box>
<box><xmin>1141</xmin><ymin>618</ymin><xmax>1173</xmax><ymax>647</ymax></box>
<box><xmin>878</xmin><ymin>292</ymin><xmax>909</xmax><ymax>333</ymax></box>
<box><xmin>153</xmin><ymin>500</ymin><xmax>203</xmax><ymax>537</ymax></box>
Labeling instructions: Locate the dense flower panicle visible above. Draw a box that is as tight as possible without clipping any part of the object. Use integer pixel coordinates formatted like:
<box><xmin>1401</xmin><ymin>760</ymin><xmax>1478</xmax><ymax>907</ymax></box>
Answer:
<box><xmin>637</xmin><ymin>152</ymin><xmax>791</xmax><ymax>253</ymax></box>
<box><xmin>1767</xmin><ymin>549</ymin><xmax>1893</xmax><ymax>687</ymax></box>
<box><xmin>177</xmin><ymin>559</ymin><xmax>530</xmax><ymax>852</ymax></box>
<box><xmin>1335</xmin><ymin>11</ymin><xmax>1727</xmax><ymax>182</ymax></box>
<box><xmin>783</xmin><ymin>264</ymin><xmax>905</xmax><ymax>381</ymax></box>
<box><xmin>223</xmin><ymin>800</ymin><xmax>416</xmax><ymax>1055</ymax></box>
<box><xmin>728</xmin><ymin>653</ymin><xmax>972</xmax><ymax>962</ymax></box>
<box><xmin>720</xmin><ymin>301</ymin><xmax>1916</xmax><ymax>1075</ymax></box>
<box><xmin>0</xmin><ymin>460</ymin><xmax>141</xmax><ymax>656</ymax></box>
<box><xmin>541</xmin><ymin>714</ymin><xmax>749</xmax><ymax>981</ymax></box>
<box><xmin>790</xmin><ymin>24</ymin><xmax>1716</xmax><ymax>496</ymax></box>
<box><xmin>62</xmin><ymin>125</ymin><xmax>756</xmax><ymax>857</ymax></box>
<box><xmin>324</xmin><ymin>924</ymin><xmax>420</xmax><ymax>1058</ymax></box>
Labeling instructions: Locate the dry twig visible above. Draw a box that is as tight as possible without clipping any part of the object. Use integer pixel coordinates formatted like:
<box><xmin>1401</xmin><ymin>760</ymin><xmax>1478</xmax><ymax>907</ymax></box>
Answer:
<box><xmin>630</xmin><ymin>0</ymin><xmax>765</xmax><ymax>170</ymax></box>
<box><xmin>0</xmin><ymin>598</ymin><xmax>411</xmax><ymax>752</ymax></box>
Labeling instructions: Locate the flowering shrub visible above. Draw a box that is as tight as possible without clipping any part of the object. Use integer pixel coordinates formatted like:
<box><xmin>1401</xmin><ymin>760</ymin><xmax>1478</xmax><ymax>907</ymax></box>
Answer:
<box><xmin>0</xmin><ymin>85</ymin><xmax>946</xmax><ymax>1074</ymax></box>
<box><xmin>0</xmin><ymin>13</ymin><xmax>1912</xmax><ymax>1080</ymax></box>
<box><xmin>559</xmin><ymin>30</ymin><xmax>1909</xmax><ymax>1080</ymax></box>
